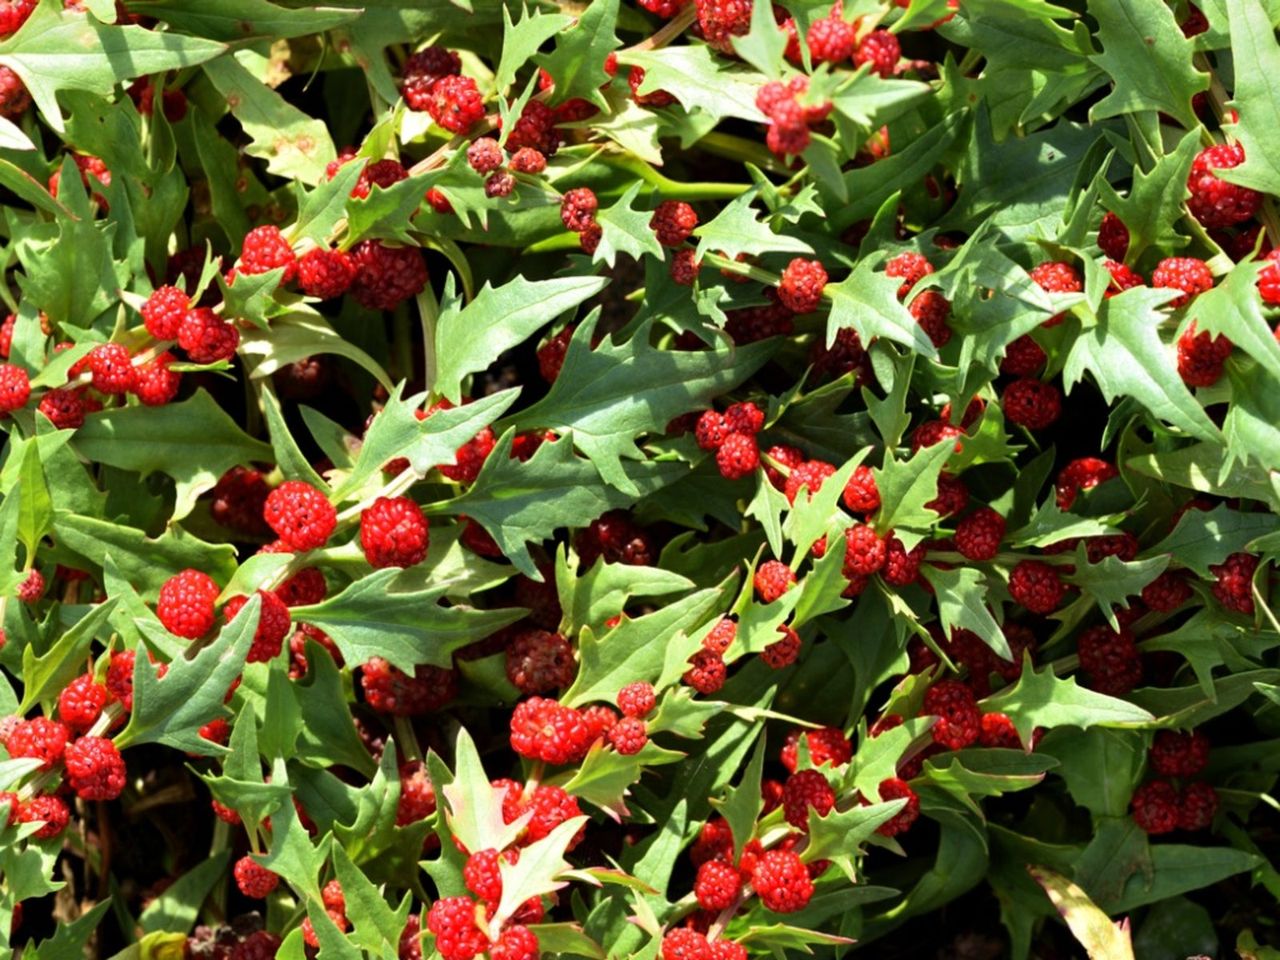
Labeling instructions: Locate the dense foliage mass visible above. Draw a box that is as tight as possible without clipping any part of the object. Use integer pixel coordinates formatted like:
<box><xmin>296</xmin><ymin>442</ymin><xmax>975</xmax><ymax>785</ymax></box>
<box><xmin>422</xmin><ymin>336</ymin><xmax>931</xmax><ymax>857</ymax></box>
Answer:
<box><xmin>0</xmin><ymin>0</ymin><xmax>1278</xmax><ymax>957</ymax></box>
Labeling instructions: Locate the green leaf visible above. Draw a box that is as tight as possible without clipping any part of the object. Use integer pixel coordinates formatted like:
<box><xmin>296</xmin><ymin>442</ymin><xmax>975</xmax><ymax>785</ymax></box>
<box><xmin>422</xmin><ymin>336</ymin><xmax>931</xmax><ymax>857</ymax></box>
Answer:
<box><xmin>692</xmin><ymin>187</ymin><xmax>814</xmax><ymax>261</ymax></box>
<box><xmin>127</xmin><ymin>0</ymin><xmax>359</xmax><ymax>41</ymax></box>
<box><xmin>14</xmin><ymin>439</ymin><xmax>51</xmax><ymax>556</ymax></box>
<box><xmin>262</xmin><ymin>387</ymin><xmax>326</xmax><ymax>488</ymax></box>
<box><xmin>289</xmin><ymin>161</ymin><xmax>364</xmax><ymax>245</ymax></box>
<box><xmin>442</xmin><ymin>727</ymin><xmax>529</xmax><ymax>855</ymax></box>
<box><xmin>555</xmin><ymin>546</ymin><xmax>694</xmax><ymax>636</ymax></box>
<box><xmin>24</xmin><ymin>901</ymin><xmax>111</xmax><ymax>960</ymax></box>
<box><xmin>592</xmin><ymin>183</ymin><xmax>663</xmax><ymax>268</ymax></box>
<box><xmin>1087</xmin><ymin>0</ymin><xmax>1207</xmax><ymax>129</ymax></box>
<box><xmin>203</xmin><ymin>54</ymin><xmax>336</xmax><ymax>184</ymax></box>
<box><xmin>137</xmin><ymin>852</ymin><xmax>230</xmax><ymax>935</ymax></box>
<box><xmin>1097</xmin><ymin>130</ymin><xmax>1199</xmax><ymax>262</ymax></box>
<box><xmin>1063</xmin><ymin>286</ymin><xmax>1219</xmax><ymax>442</ymax></box>
<box><xmin>1220</xmin><ymin>0</ymin><xmax>1280</xmax><ymax>196</ymax></box>
<box><xmin>435</xmin><ymin>275</ymin><xmax>608</xmax><ymax>403</ymax></box>
<box><xmin>981</xmin><ymin>662</ymin><xmax>1155</xmax><ymax>744</ymax></box>
<box><xmin>622</xmin><ymin>45</ymin><xmax>767</xmax><ymax>126</ymax></box>
<box><xmin>1146</xmin><ymin>503</ymin><xmax>1280</xmax><ymax>577</ymax></box>
<box><xmin>292</xmin><ymin>568</ymin><xmax>525</xmax><ymax>675</ymax></box>
<box><xmin>563</xmin><ymin>579</ymin><xmax>736</xmax><ymax>706</ymax></box>
<box><xmin>52</xmin><ymin>512</ymin><xmax>238</xmax><ymax>597</ymax></box>
<box><xmin>560</xmin><ymin>740</ymin><xmax>683</xmax><ymax>819</ymax></box>
<box><xmin>534</xmin><ymin>0</ymin><xmax>620</xmax><ymax>110</ymax></box>
<box><xmin>332</xmin><ymin>842</ymin><xmax>410</xmax><ymax>954</ymax></box>
<box><xmin>257</xmin><ymin>758</ymin><xmax>327</xmax><ymax>902</ymax></box>
<box><xmin>116</xmin><ymin>598</ymin><xmax>259</xmax><ymax>754</ymax></box>
<box><xmin>72</xmin><ymin>389</ymin><xmax>273</xmax><ymax>521</ymax></box>
<box><xmin>872</xmin><ymin>441</ymin><xmax>952</xmax><ymax>550</ymax></box>
<box><xmin>1066</xmin><ymin>551</ymin><xmax>1169</xmax><ymax>626</ymax></box>
<box><xmin>1028</xmin><ymin>865</ymin><xmax>1136</xmax><ymax>960</ymax></box>
<box><xmin>240</xmin><ymin>312</ymin><xmax>396</xmax><ymax>394</ymax></box>
<box><xmin>827</xmin><ymin>253</ymin><xmax>939</xmax><ymax>359</ymax></box>
<box><xmin>18</xmin><ymin>598</ymin><xmax>117</xmax><ymax>713</ymax></box>
<box><xmin>437</xmin><ymin>431</ymin><xmax>686</xmax><ymax>577</ymax></box>
<box><xmin>709</xmin><ymin>732</ymin><xmax>765</xmax><ymax>859</ymax></box>
<box><xmin>293</xmin><ymin>637</ymin><xmax>378</xmax><ymax>777</ymax></box>
<box><xmin>1038</xmin><ymin>727</ymin><xmax>1145</xmax><ymax>816</ymax></box>
<box><xmin>493</xmin><ymin>815</ymin><xmax>590</xmax><ymax>928</ymax></box>
<box><xmin>496</xmin><ymin>4</ymin><xmax>572</xmax><ymax>93</ymax></box>
<box><xmin>730</xmin><ymin>0</ymin><xmax>786</xmax><ymax>79</ymax></box>
<box><xmin>0</xmin><ymin>4</ymin><xmax>224</xmax><ymax>131</ymax></box>
<box><xmin>507</xmin><ymin>317</ymin><xmax>771</xmax><ymax>493</ymax></box>
<box><xmin>921</xmin><ymin>566</ymin><xmax>1010</xmax><ymax>660</ymax></box>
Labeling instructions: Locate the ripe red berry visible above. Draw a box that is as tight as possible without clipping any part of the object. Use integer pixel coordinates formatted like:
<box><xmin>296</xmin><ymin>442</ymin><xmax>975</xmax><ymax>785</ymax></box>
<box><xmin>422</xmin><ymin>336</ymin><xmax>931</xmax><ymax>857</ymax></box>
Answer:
<box><xmin>694</xmin><ymin>858</ymin><xmax>742</xmax><ymax>911</ymax></box>
<box><xmin>703</xmin><ymin>617</ymin><xmax>737</xmax><ymax>655</ymax></box>
<box><xmin>131</xmin><ymin>352</ymin><xmax>181</xmax><ymax>406</ymax></box>
<box><xmin>1176</xmin><ymin>781</ymin><xmax>1219</xmax><ymax>831</ymax></box>
<box><xmin>1097</xmin><ymin>212</ymin><xmax>1129</xmax><ymax>262</ymax></box>
<box><xmin>1177</xmin><ymin>323</ymin><xmax>1232</xmax><ymax>387</ymax></box>
<box><xmin>426</xmin><ymin>896</ymin><xmax>485</xmax><ymax>960</ymax></box>
<box><xmin>695</xmin><ymin>0</ymin><xmax>751</xmax><ymax>50</ymax></box>
<box><xmin>505</xmin><ymin>629</ymin><xmax>576</xmax><ymax>694</ymax></box>
<box><xmin>608</xmin><ymin>716</ymin><xmax>648</xmax><ymax>754</ymax></box>
<box><xmin>882</xmin><ymin>534</ymin><xmax>925</xmax><ymax>586</ymax></box>
<box><xmin>884</xmin><ymin>251</ymin><xmax>933</xmax><ymax>299</ymax></box>
<box><xmin>750</xmin><ymin>849</ymin><xmax>813</xmax><ymax>913</ymax></box>
<box><xmin>465</xmin><ymin>137</ymin><xmax>503</xmax><ymax>175</ymax></box>
<box><xmin>782</xmin><ymin>768</ymin><xmax>835</xmax><ymax>830</ymax></box>
<box><xmin>754</xmin><ymin>560</ymin><xmax>796</xmax><ymax>603</ymax></box>
<box><xmin>59</xmin><ymin>674</ymin><xmax>109</xmax><ymax>733</ymax></box>
<box><xmin>426</xmin><ymin>74</ymin><xmax>485</xmax><ymax>133</ymax></box>
<box><xmin>1077</xmin><ymin>624</ymin><xmax>1142</xmax><ymax>696</ymax></box>
<box><xmin>1186</xmin><ymin>143</ymin><xmax>1261</xmax><ymax>229</ymax></box>
<box><xmin>560</xmin><ymin>188</ymin><xmax>598</xmax><ymax>233</ymax></box>
<box><xmin>1151</xmin><ymin>257</ymin><xmax>1213</xmax><ymax>307</ymax></box>
<box><xmin>4</xmin><ymin>717</ymin><xmax>67</xmax><ymax>770</ymax></box>
<box><xmin>297</xmin><ymin>248</ymin><xmax>355</xmax><ymax>300</ymax></box>
<box><xmin>922</xmin><ymin>679</ymin><xmax>980</xmax><ymax>750</ymax></box>
<box><xmin>396</xmin><ymin>759</ymin><xmax>437</xmax><ymax>825</ymax></box>
<box><xmin>1210</xmin><ymin>551</ymin><xmax>1257</xmax><ymax>614</ymax></box>
<box><xmin>670</xmin><ymin>248</ymin><xmax>700</xmax><ymax>285</ymax></box>
<box><xmin>777</xmin><ymin>258</ymin><xmax>828</xmax><ymax>313</ymax></box>
<box><xmin>853</xmin><ymin>28</ymin><xmax>900</xmax><ymax>77</ymax></box>
<box><xmin>761</xmin><ymin>624</ymin><xmax>802</xmax><ymax>669</ymax></box>
<box><xmin>1008</xmin><ymin>559</ymin><xmax>1065</xmax><ymax>614</ymax></box>
<box><xmin>618</xmin><ymin>681</ymin><xmax>656</xmax><ymax>718</ymax></box>
<box><xmin>223</xmin><ymin>589</ymin><xmax>292</xmax><ymax>663</ymax></box>
<box><xmin>1131</xmin><ymin>779</ymin><xmax>1179</xmax><ymax>834</ymax></box>
<box><xmin>842</xmin><ymin>464</ymin><xmax>880</xmax><ymax>513</ymax></box>
<box><xmin>177</xmin><ymin>307</ymin><xmax>239</xmax><ymax>364</ymax></box>
<box><xmin>348</xmin><ymin>240</ymin><xmax>429</xmax><ymax>311</ymax></box>
<box><xmin>157</xmin><ymin>568</ymin><xmax>220</xmax><ymax>639</ymax></box>
<box><xmin>781</xmin><ymin>726</ymin><xmax>850</xmax><ymax>775</ymax></box>
<box><xmin>876</xmin><ymin>777</ymin><xmax>920</xmax><ymax>837</ymax></box>
<box><xmin>1149</xmin><ymin>729</ymin><xmax>1210</xmax><ymax>778</ymax></box>
<box><xmin>715</xmin><ymin>432</ymin><xmax>759</xmax><ymax>480</ymax></box>
<box><xmin>360</xmin><ymin>495</ymin><xmax>429</xmax><ymax>569</ymax></box>
<box><xmin>683</xmin><ymin>649</ymin><xmax>727</xmax><ymax>695</ymax></box>
<box><xmin>1002</xmin><ymin>378</ymin><xmax>1062</xmax><ymax>430</ymax></box>
<box><xmin>491</xmin><ymin>925</ymin><xmax>539</xmax><ymax>960</ymax></box>
<box><xmin>955</xmin><ymin>507</ymin><xmax>1005</xmax><ymax>562</ymax></box>
<box><xmin>36</xmin><ymin>387</ymin><xmax>86</xmax><ymax>429</ymax></box>
<box><xmin>0</xmin><ymin>363</ymin><xmax>29</xmax><ymax>413</ymax></box>
<box><xmin>463</xmin><ymin>848</ymin><xmax>505</xmax><ymax>904</ymax></box>
<box><xmin>1104</xmin><ymin>259</ymin><xmax>1144</xmax><ymax>294</ymax></box>
<box><xmin>1030</xmin><ymin>260</ymin><xmax>1083</xmax><ymax>326</ymax></box>
<box><xmin>504</xmin><ymin>98</ymin><xmax>561</xmax><ymax>155</ymax></box>
<box><xmin>910</xmin><ymin>290</ymin><xmax>952</xmax><ymax>347</ymax></box>
<box><xmin>140</xmin><ymin>285</ymin><xmax>189</xmax><ymax>340</ymax></box>
<box><xmin>784</xmin><ymin>459</ymin><xmax>835</xmax><ymax>504</ymax></box>
<box><xmin>509</xmin><ymin>696</ymin><xmax>592</xmax><ymax>765</ymax></box>
<box><xmin>237</xmin><ymin>225</ymin><xmax>297</xmax><ymax>283</ymax></box>
<box><xmin>361</xmin><ymin>657</ymin><xmax>457</xmax><ymax>715</ymax></box>
<box><xmin>401</xmin><ymin>47</ymin><xmax>461</xmax><ymax>110</ymax></box>
<box><xmin>806</xmin><ymin>13</ymin><xmax>854</xmax><ymax>62</ymax></box>
<box><xmin>1140</xmin><ymin>571</ymin><xmax>1193</xmax><ymax>612</ymax></box>
<box><xmin>978</xmin><ymin>712</ymin><xmax>1021</xmax><ymax>749</ymax></box>
<box><xmin>263</xmin><ymin>480</ymin><xmax>336</xmax><ymax>551</ymax></box>
<box><xmin>842</xmin><ymin>523</ymin><xmax>886</xmax><ymax>577</ymax></box>
<box><xmin>508</xmin><ymin>146</ymin><xmax>546</xmax><ymax>174</ymax></box>
<box><xmin>64</xmin><ymin>735</ymin><xmax>126</xmax><ymax>800</ymax></box>
<box><xmin>1259</xmin><ymin>248</ymin><xmax>1280</xmax><ymax>306</ymax></box>
<box><xmin>650</xmin><ymin>200</ymin><xmax>698</xmax><ymax>247</ymax></box>
<box><xmin>232</xmin><ymin>855</ymin><xmax>277</xmax><ymax>901</ymax></box>
<box><xmin>106</xmin><ymin>650</ymin><xmax>135</xmax><ymax>712</ymax></box>
<box><xmin>723</xmin><ymin>401</ymin><xmax>764</xmax><ymax>435</ymax></box>
<box><xmin>662</xmin><ymin>928</ymin><xmax>712</xmax><ymax>960</ymax></box>
<box><xmin>0</xmin><ymin>65</ymin><xmax>30</xmax><ymax>119</ymax></box>
<box><xmin>18</xmin><ymin>794</ymin><xmax>69</xmax><ymax>839</ymax></box>
<box><xmin>1055</xmin><ymin>457</ymin><xmax>1118</xmax><ymax>509</ymax></box>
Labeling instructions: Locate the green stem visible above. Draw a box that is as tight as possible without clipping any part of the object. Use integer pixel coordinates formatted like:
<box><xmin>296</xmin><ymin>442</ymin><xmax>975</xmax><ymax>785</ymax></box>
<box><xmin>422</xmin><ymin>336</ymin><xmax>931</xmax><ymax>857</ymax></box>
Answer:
<box><xmin>417</xmin><ymin>282</ymin><xmax>441</xmax><ymax>399</ymax></box>
<box><xmin>697</xmin><ymin>132</ymin><xmax>789</xmax><ymax>174</ymax></box>
<box><xmin>703</xmin><ymin>251</ymin><xmax>780</xmax><ymax>287</ymax></box>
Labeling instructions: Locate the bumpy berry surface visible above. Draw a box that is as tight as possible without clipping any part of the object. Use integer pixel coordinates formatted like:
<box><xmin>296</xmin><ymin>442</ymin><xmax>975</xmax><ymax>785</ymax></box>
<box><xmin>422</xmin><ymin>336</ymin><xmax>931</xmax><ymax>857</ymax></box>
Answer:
<box><xmin>854</xmin><ymin>29</ymin><xmax>900</xmax><ymax>77</ymax></box>
<box><xmin>140</xmin><ymin>285</ymin><xmax>189</xmax><ymax>339</ymax></box>
<box><xmin>361</xmin><ymin>658</ymin><xmax>457</xmax><ymax>715</ymax></box>
<box><xmin>360</xmin><ymin>495</ymin><xmax>429</xmax><ymax>568</ymax></box>
<box><xmin>1186</xmin><ymin>143</ymin><xmax>1261</xmax><ymax>228</ymax></box>
<box><xmin>954</xmin><ymin>507</ymin><xmax>1005</xmax><ymax>562</ymax></box>
<box><xmin>297</xmin><ymin>248</ymin><xmax>355</xmax><ymax>299</ymax></box>
<box><xmin>263</xmin><ymin>480</ymin><xmax>337</xmax><ymax>551</ymax></box>
<box><xmin>922</xmin><ymin>679</ymin><xmax>980</xmax><ymax>750</ymax></box>
<box><xmin>876</xmin><ymin>778</ymin><xmax>921</xmax><ymax>836</ymax></box>
<box><xmin>349</xmin><ymin>240</ymin><xmax>429</xmax><ymax>310</ymax></box>
<box><xmin>1008</xmin><ymin>560</ymin><xmax>1065</xmax><ymax>614</ymax></box>
<box><xmin>1152</xmin><ymin>257</ymin><xmax>1213</xmax><ymax>307</ymax></box>
<box><xmin>782</xmin><ymin>768</ymin><xmax>835</xmax><ymax>829</ymax></box>
<box><xmin>58</xmin><ymin>674</ymin><xmax>109</xmax><ymax>732</ymax></box>
<box><xmin>751</xmin><ymin>849</ymin><xmax>813</xmax><ymax>913</ymax></box>
<box><xmin>157</xmin><ymin>568</ymin><xmax>220</xmax><ymax>639</ymax></box>
<box><xmin>1132</xmin><ymin>780</ymin><xmax>1179</xmax><ymax>834</ymax></box>
<box><xmin>1002</xmin><ymin>378</ymin><xmax>1062</xmax><ymax>430</ymax></box>
<box><xmin>64</xmin><ymin>736</ymin><xmax>126</xmax><ymax>800</ymax></box>
<box><xmin>777</xmin><ymin>258</ymin><xmax>828</xmax><ymax>313</ymax></box>
<box><xmin>506</xmin><ymin>629</ymin><xmax>576</xmax><ymax>693</ymax></box>
<box><xmin>754</xmin><ymin>560</ymin><xmax>796</xmax><ymax>603</ymax></box>
<box><xmin>223</xmin><ymin>589</ymin><xmax>292</xmax><ymax>663</ymax></box>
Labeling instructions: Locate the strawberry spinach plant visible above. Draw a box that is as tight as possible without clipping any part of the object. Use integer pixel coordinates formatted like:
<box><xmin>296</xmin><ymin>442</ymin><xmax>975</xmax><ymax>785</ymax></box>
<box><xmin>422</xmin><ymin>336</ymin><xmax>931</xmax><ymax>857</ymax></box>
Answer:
<box><xmin>0</xmin><ymin>0</ymin><xmax>1277</xmax><ymax>958</ymax></box>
